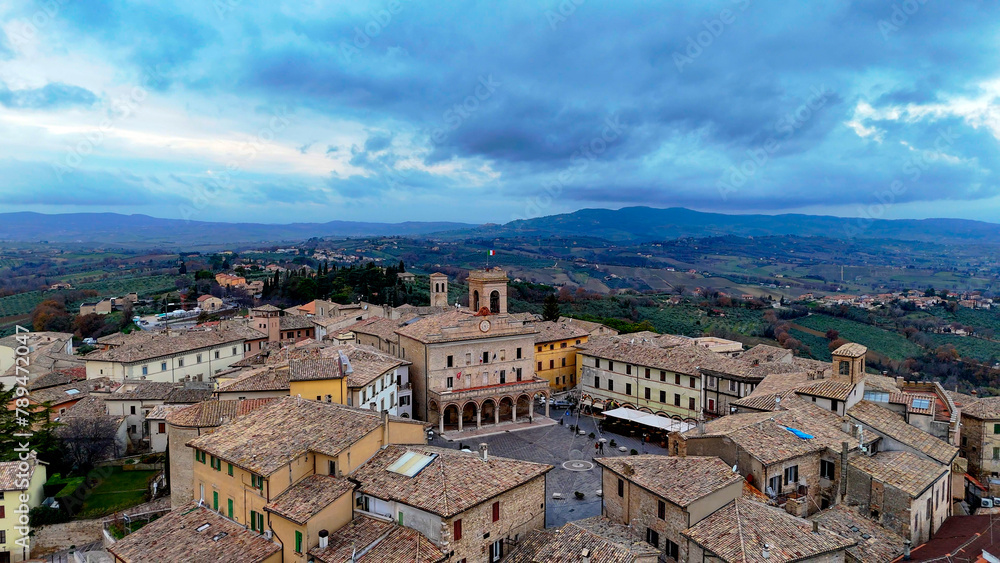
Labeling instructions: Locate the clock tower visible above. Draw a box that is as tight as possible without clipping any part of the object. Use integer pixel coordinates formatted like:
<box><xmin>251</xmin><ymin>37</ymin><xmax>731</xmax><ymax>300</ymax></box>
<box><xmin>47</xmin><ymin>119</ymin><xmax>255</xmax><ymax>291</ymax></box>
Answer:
<box><xmin>468</xmin><ymin>267</ymin><xmax>509</xmax><ymax>315</ymax></box>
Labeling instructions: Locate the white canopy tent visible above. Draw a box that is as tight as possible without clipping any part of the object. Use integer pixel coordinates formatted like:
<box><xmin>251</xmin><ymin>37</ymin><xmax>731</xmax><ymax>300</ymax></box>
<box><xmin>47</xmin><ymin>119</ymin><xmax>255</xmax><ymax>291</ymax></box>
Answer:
<box><xmin>602</xmin><ymin>407</ymin><xmax>695</xmax><ymax>434</ymax></box>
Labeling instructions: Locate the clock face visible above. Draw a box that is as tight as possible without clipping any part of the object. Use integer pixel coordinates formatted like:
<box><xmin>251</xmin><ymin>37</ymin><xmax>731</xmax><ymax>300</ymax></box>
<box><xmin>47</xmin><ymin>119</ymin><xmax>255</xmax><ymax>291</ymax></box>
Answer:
<box><xmin>479</xmin><ymin>320</ymin><xmax>491</xmax><ymax>332</ymax></box>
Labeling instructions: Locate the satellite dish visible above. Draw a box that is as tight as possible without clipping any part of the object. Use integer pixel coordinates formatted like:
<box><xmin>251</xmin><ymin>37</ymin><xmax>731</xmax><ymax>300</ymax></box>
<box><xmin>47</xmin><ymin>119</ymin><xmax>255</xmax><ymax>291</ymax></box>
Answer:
<box><xmin>732</xmin><ymin>464</ymin><xmax>738</xmax><ymax>473</ymax></box>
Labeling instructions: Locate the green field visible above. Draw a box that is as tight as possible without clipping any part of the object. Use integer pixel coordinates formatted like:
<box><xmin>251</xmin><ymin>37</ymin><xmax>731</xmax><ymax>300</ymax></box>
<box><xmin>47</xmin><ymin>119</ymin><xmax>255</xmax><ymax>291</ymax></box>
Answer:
<box><xmin>926</xmin><ymin>333</ymin><xmax>1000</xmax><ymax>362</ymax></box>
<box><xmin>76</xmin><ymin>467</ymin><xmax>157</xmax><ymax>519</ymax></box>
<box><xmin>795</xmin><ymin>314</ymin><xmax>923</xmax><ymax>361</ymax></box>
<box><xmin>0</xmin><ymin>275</ymin><xmax>177</xmax><ymax>318</ymax></box>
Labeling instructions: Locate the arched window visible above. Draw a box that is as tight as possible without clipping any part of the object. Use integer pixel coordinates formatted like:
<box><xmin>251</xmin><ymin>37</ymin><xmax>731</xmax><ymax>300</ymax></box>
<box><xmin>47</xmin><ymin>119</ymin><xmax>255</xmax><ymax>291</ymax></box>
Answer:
<box><xmin>473</xmin><ymin>290</ymin><xmax>480</xmax><ymax>311</ymax></box>
<box><xmin>490</xmin><ymin>290</ymin><xmax>500</xmax><ymax>313</ymax></box>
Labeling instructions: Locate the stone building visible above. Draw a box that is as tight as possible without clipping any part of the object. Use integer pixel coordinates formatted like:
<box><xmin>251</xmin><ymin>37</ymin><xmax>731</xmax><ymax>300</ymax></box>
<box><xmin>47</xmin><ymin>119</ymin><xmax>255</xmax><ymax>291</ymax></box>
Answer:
<box><xmin>164</xmin><ymin>397</ymin><xmax>278</xmax><ymax>508</ymax></box>
<box><xmin>959</xmin><ymin>396</ymin><xmax>1000</xmax><ymax>493</ymax></box>
<box><xmin>505</xmin><ymin>516</ymin><xmax>660</xmax><ymax>563</ymax></box>
<box><xmin>596</xmin><ymin>455</ymin><xmax>743</xmax><ymax>562</ymax></box>
<box><xmin>394</xmin><ymin>269</ymin><xmax>552</xmax><ymax>433</ymax></box>
<box><xmin>682</xmin><ymin>498</ymin><xmax>855</xmax><ymax>562</ymax></box>
<box><xmin>84</xmin><ymin>329</ymin><xmax>249</xmax><ymax>383</ymax></box>
<box><xmin>351</xmin><ymin>444</ymin><xmax>550</xmax><ymax>563</ymax></box>
<box><xmin>846</xmin><ymin>450</ymin><xmax>951</xmax><ymax>544</ymax></box>
<box><xmin>532</xmin><ymin>320</ymin><xmax>590</xmax><ymax>392</ymax></box>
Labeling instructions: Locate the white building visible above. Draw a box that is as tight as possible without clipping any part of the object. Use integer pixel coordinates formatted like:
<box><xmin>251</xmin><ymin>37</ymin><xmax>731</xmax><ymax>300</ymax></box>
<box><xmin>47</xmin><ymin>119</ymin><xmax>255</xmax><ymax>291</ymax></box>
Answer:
<box><xmin>84</xmin><ymin>329</ymin><xmax>248</xmax><ymax>383</ymax></box>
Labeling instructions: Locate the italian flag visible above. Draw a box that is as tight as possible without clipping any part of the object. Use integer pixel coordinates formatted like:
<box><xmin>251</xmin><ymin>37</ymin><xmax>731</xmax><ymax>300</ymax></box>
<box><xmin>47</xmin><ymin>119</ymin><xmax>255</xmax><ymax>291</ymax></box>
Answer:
<box><xmin>488</xmin><ymin>250</ymin><xmax>495</xmax><ymax>256</ymax></box>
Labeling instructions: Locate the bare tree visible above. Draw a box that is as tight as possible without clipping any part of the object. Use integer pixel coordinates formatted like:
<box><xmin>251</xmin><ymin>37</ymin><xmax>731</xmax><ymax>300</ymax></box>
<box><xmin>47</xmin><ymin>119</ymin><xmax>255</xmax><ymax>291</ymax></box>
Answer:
<box><xmin>58</xmin><ymin>416</ymin><xmax>122</xmax><ymax>471</ymax></box>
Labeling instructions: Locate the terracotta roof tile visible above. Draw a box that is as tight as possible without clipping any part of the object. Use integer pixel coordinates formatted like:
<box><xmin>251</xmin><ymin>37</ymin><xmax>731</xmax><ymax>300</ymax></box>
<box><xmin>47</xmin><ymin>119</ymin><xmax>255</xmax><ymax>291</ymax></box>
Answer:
<box><xmin>961</xmin><ymin>396</ymin><xmax>1000</xmax><ymax>420</ymax></box>
<box><xmin>595</xmin><ymin>455</ymin><xmax>741</xmax><ymax>507</ymax></box>
<box><xmin>396</xmin><ymin>310</ymin><xmax>537</xmax><ymax>344</ymax></box>
<box><xmin>352</xmin><ymin>445</ymin><xmax>551</xmax><ymax>518</ymax></box>
<box><xmin>216</xmin><ymin>366</ymin><xmax>290</xmax><ymax>393</ymax></box>
<box><xmin>683</xmin><ymin>499</ymin><xmax>855</xmax><ymax>562</ymax></box>
<box><xmin>849</xmin><ymin>450</ymin><xmax>949</xmax><ymax>497</ymax></box>
<box><xmin>85</xmin><ymin>329</ymin><xmax>248</xmax><ymax>364</ymax></box>
<box><xmin>0</xmin><ymin>454</ymin><xmax>38</xmax><ymax>491</ymax></box>
<box><xmin>108</xmin><ymin>503</ymin><xmax>281</xmax><ymax>563</ymax></box>
<box><xmin>531</xmin><ymin>320</ymin><xmax>590</xmax><ymax>344</ymax></box>
<box><xmin>808</xmin><ymin>505</ymin><xmax>905</xmax><ymax>563</ymax></box>
<box><xmin>309</xmin><ymin>515</ymin><xmax>446</xmax><ymax>563</ymax></box>
<box><xmin>187</xmin><ymin>397</ymin><xmax>422</xmax><ymax>475</ymax></box>
<box><xmin>832</xmin><ymin>342</ymin><xmax>868</xmax><ymax>358</ymax></box>
<box><xmin>264</xmin><ymin>474</ymin><xmax>355</xmax><ymax>525</ymax></box>
<box><xmin>165</xmin><ymin>398</ymin><xmax>277</xmax><ymax>428</ymax></box>
<box><xmin>506</xmin><ymin>516</ymin><xmax>660</xmax><ymax>563</ymax></box>
<box><xmin>847</xmin><ymin>401</ymin><xmax>958</xmax><ymax>465</ymax></box>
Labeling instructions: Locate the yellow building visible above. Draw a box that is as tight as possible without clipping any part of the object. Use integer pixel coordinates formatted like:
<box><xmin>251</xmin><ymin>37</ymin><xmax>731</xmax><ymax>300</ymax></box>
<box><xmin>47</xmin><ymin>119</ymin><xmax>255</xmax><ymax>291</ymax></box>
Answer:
<box><xmin>287</xmin><ymin>358</ymin><xmax>349</xmax><ymax>406</ymax></box>
<box><xmin>186</xmin><ymin>396</ymin><xmax>426</xmax><ymax>563</ymax></box>
<box><xmin>533</xmin><ymin>320</ymin><xmax>590</xmax><ymax>392</ymax></box>
<box><xmin>0</xmin><ymin>455</ymin><xmax>46</xmax><ymax>563</ymax></box>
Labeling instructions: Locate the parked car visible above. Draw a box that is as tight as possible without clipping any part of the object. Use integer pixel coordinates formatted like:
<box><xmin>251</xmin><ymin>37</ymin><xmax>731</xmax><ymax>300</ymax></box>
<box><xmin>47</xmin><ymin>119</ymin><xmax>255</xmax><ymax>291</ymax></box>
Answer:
<box><xmin>549</xmin><ymin>399</ymin><xmax>573</xmax><ymax>409</ymax></box>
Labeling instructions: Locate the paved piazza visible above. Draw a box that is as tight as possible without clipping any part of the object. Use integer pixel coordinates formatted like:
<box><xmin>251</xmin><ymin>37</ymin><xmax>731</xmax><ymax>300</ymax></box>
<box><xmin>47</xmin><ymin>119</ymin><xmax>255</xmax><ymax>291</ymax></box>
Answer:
<box><xmin>433</xmin><ymin>407</ymin><xmax>669</xmax><ymax>527</ymax></box>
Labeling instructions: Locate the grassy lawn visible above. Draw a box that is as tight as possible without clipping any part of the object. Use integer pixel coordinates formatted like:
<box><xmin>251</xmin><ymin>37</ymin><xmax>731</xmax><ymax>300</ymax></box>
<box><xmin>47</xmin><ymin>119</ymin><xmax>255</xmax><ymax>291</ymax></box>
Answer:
<box><xmin>76</xmin><ymin>467</ymin><xmax>157</xmax><ymax>519</ymax></box>
<box><xmin>796</xmin><ymin>313</ymin><xmax>923</xmax><ymax>361</ymax></box>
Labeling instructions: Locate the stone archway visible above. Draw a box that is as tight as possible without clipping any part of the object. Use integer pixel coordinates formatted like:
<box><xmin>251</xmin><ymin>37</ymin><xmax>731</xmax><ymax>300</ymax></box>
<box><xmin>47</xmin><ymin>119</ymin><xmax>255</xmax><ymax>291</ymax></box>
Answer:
<box><xmin>481</xmin><ymin>399</ymin><xmax>498</xmax><ymax>426</ymax></box>
<box><xmin>461</xmin><ymin>402</ymin><xmax>478</xmax><ymax>431</ymax></box>
<box><xmin>473</xmin><ymin>290</ymin><xmax>480</xmax><ymax>311</ymax></box>
<box><xmin>498</xmin><ymin>396</ymin><xmax>515</xmax><ymax>423</ymax></box>
<box><xmin>489</xmin><ymin>290</ymin><xmax>500</xmax><ymax>313</ymax></box>
<box><xmin>515</xmin><ymin>394</ymin><xmax>531</xmax><ymax>421</ymax></box>
<box><xmin>441</xmin><ymin>403</ymin><xmax>460</xmax><ymax>433</ymax></box>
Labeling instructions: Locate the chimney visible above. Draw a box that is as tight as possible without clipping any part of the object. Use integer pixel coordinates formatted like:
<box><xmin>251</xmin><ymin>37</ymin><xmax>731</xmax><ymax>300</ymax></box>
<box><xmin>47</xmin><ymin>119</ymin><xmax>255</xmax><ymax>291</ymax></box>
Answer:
<box><xmin>812</xmin><ymin>520</ymin><xmax>819</xmax><ymax>533</ymax></box>
<box><xmin>840</xmin><ymin>441</ymin><xmax>849</xmax><ymax>503</ymax></box>
<box><xmin>841</xmin><ymin>418</ymin><xmax>850</xmax><ymax>435</ymax></box>
<box><xmin>479</xmin><ymin>443</ymin><xmax>489</xmax><ymax>461</ymax></box>
<box><xmin>903</xmin><ymin>540</ymin><xmax>911</xmax><ymax>560</ymax></box>
<box><xmin>896</xmin><ymin>376</ymin><xmax>905</xmax><ymax>386</ymax></box>
<box><xmin>697</xmin><ymin>420</ymin><xmax>705</xmax><ymax>435</ymax></box>
<box><xmin>581</xmin><ymin>548</ymin><xmax>591</xmax><ymax>563</ymax></box>
<box><xmin>318</xmin><ymin>529</ymin><xmax>329</xmax><ymax>549</ymax></box>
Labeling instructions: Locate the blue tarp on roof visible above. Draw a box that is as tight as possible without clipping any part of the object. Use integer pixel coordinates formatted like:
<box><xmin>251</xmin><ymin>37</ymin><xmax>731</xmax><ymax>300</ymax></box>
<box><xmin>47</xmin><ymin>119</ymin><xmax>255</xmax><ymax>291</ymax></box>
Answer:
<box><xmin>784</xmin><ymin>426</ymin><xmax>815</xmax><ymax>439</ymax></box>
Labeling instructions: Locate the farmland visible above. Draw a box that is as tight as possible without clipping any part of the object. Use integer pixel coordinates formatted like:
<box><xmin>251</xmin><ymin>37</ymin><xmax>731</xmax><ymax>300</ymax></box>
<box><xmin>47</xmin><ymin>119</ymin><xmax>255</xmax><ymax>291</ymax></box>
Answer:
<box><xmin>0</xmin><ymin>275</ymin><xmax>178</xmax><ymax>318</ymax></box>
<box><xmin>794</xmin><ymin>313</ymin><xmax>923</xmax><ymax>361</ymax></box>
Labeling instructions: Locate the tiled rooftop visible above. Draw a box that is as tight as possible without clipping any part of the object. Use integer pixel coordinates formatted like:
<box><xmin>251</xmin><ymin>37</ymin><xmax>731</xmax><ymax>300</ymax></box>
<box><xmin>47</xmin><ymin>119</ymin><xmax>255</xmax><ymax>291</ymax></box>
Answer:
<box><xmin>165</xmin><ymin>398</ymin><xmax>277</xmax><ymax>428</ymax></box>
<box><xmin>187</xmin><ymin>396</ymin><xmax>423</xmax><ymax>475</ymax></box>
<box><xmin>309</xmin><ymin>515</ymin><xmax>445</xmax><ymax>563</ymax></box>
<box><xmin>27</xmin><ymin>377</ymin><xmax>109</xmax><ymax>405</ymax></box>
<box><xmin>108</xmin><ymin>503</ymin><xmax>281</xmax><ymax>563</ymax></box>
<box><xmin>531</xmin><ymin>320</ymin><xmax>590</xmax><ymax>344</ymax></box>
<box><xmin>352</xmin><ymin>444</ymin><xmax>551</xmax><ymax>518</ymax></box>
<box><xmin>0</xmin><ymin>454</ymin><xmax>38</xmax><ymax>491</ymax></box>
<box><xmin>395</xmin><ymin>310</ymin><xmax>537</xmax><ymax>344</ymax></box>
<box><xmin>506</xmin><ymin>516</ymin><xmax>660</xmax><ymax>563</ymax></box>
<box><xmin>847</xmin><ymin>400</ymin><xmax>958</xmax><ymax>465</ymax></box>
<box><xmin>683</xmin><ymin>498</ymin><xmax>855</xmax><ymax>563</ymax></box>
<box><xmin>808</xmin><ymin>505</ymin><xmax>906</xmax><ymax>563</ymax></box>
<box><xmin>849</xmin><ymin>450</ymin><xmax>949</xmax><ymax>497</ymax></box>
<box><xmin>264</xmin><ymin>474</ymin><xmax>355</xmax><ymax>525</ymax></box>
<box><xmin>216</xmin><ymin>366</ymin><xmax>290</xmax><ymax>393</ymax></box>
<box><xmin>832</xmin><ymin>342</ymin><xmax>868</xmax><ymax>358</ymax></box>
<box><xmin>85</xmin><ymin>329</ymin><xmax>248</xmax><ymax>363</ymax></box>
<box><xmin>793</xmin><ymin>379</ymin><xmax>855</xmax><ymax>401</ymax></box>
<box><xmin>578</xmin><ymin>337</ymin><xmax>730</xmax><ymax>375</ymax></box>
<box><xmin>595</xmin><ymin>455</ymin><xmax>741</xmax><ymax>507</ymax></box>
<box><xmin>961</xmin><ymin>396</ymin><xmax>1000</xmax><ymax>420</ymax></box>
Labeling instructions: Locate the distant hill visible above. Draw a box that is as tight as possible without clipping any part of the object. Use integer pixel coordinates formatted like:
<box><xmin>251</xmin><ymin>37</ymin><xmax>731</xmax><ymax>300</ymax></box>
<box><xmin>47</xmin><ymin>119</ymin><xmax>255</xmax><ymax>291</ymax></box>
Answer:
<box><xmin>452</xmin><ymin>207</ymin><xmax>1000</xmax><ymax>244</ymax></box>
<box><xmin>2</xmin><ymin>207</ymin><xmax>998</xmax><ymax>247</ymax></box>
<box><xmin>0</xmin><ymin>212</ymin><xmax>475</xmax><ymax>246</ymax></box>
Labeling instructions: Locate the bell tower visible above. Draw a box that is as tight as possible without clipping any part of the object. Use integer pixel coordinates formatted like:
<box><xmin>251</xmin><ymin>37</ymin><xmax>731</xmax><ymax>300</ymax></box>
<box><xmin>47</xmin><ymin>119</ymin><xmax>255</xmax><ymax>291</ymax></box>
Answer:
<box><xmin>429</xmin><ymin>272</ymin><xmax>449</xmax><ymax>307</ymax></box>
<box><xmin>467</xmin><ymin>267</ymin><xmax>508</xmax><ymax>315</ymax></box>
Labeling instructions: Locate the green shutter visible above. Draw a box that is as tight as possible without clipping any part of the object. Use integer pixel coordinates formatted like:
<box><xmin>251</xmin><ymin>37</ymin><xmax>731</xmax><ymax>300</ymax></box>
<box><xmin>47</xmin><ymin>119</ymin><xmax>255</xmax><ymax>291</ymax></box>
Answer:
<box><xmin>250</xmin><ymin>510</ymin><xmax>257</xmax><ymax>531</ymax></box>
<box><xmin>213</xmin><ymin>491</ymin><xmax>218</xmax><ymax>511</ymax></box>
<box><xmin>994</xmin><ymin>423</ymin><xmax>1000</xmax><ymax>434</ymax></box>
<box><xmin>228</xmin><ymin>463</ymin><xmax>233</xmax><ymax>476</ymax></box>
<box><xmin>295</xmin><ymin>530</ymin><xmax>303</xmax><ymax>553</ymax></box>
<box><xmin>228</xmin><ymin>498</ymin><xmax>234</xmax><ymax>518</ymax></box>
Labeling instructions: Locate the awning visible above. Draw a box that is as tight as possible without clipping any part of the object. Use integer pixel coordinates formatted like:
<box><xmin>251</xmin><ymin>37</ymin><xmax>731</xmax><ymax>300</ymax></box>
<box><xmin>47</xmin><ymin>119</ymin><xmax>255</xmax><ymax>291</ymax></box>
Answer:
<box><xmin>603</xmin><ymin>407</ymin><xmax>695</xmax><ymax>433</ymax></box>
<box><xmin>967</xmin><ymin>472</ymin><xmax>988</xmax><ymax>492</ymax></box>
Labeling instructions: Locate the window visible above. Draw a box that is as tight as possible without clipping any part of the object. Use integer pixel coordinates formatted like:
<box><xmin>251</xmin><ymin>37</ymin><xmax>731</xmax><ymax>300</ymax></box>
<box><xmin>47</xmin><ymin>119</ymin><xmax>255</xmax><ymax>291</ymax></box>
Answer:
<box><xmin>490</xmin><ymin>538</ymin><xmax>503</xmax><ymax>562</ymax></box>
<box><xmin>251</xmin><ymin>474</ymin><xmax>264</xmax><ymax>490</ymax></box>
<box><xmin>130</xmin><ymin>405</ymin><xmax>136</xmax><ymax>415</ymax></box>
<box><xmin>689</xmin><ymin>377</ymin><xmax>696</xmax><ymax>388</ymax></box>
<box><xmin>864</xmin><ymin>390</ymin><xmax>889</xmax><ymax>402</ymax></box>
<box><xmin>912</xmin><ymin>398</ymin><xmax>932</xmax><ymax>410</ymax></box>
<box><xmin>784</xmin><ymin>465</ymin><xmax>799</xmax><ymax>486</ymax></box>
<box><xmin>560</xmin><ymin>342</ymin><xmax>567</xmax><ymax>348</ymax></box>
<box><xmin>250</xmin><ymin>510</ymin><xmax>264</xmax><ymax>532</ymax></box>
<box><xmin>609</xmin><ymin>361</ymin><xmax>614</xmax><ymax>372</ymax></box>
<box><xmin>295</xmin><ymin>530</ymin><xmax>303</xmax><ymax>553</ymax></box>
<box><xmin>228</xmin><ymin>498</ymin><xmax>234</xmax><ymax>518</ymax></box>
<box><xmin>993</xmin><ymin>447</ymin><xmax>999</xmax><ymax>461</ymax></box>
<box><xmin>608</xmin><ymin>380</ymin><xmax>614</xmax><ymax>392</ymax></box>
<box><xmin>626</xmin><ymin>365</ymin><xmax>632</xmax><ymax>375</ymax></box>
<box><xmin>195</xmin><ymin>450</ymin><xmax>206</xmax><ymax>463</ymax></box>
<box><xmin>994</xmin><ymin>423</ymin><xmax>1000</xmax><ymax>435</ymax></box>
<box><xmin>447</xmin><ymin>355</ymin><xmax>454</xmax><ymax>368</ymax></box>
<box><xmin>329</xmin><ymin>460</ymin><xmax>337</xmax><ymax>476</ymax></box>
<box><xmin>707</xmin><ymin>398</ymin><xmax>715</xmax><ymax>412</ymax></box>
<box><xmin>729</xmin><ymin>379</ymin><xmax>738</xmax><ymax>393</ymax></box>
<box><xmin>839</xmin><ymin>361</ymin><xmax>850</xmax><ymax>375</ymax></box>
<box><xmin>538</xmin><ymin>362</ymin><xmax>543</xmax><ymax>371</ymax></box>
<box><xmin>644</xmin><ymin>388</ymin><xmax>651</xmax><ymax>400</ymax></box>
<box><xmin>550</xmin><ymin>360</ymin><xmax>554</xmax><ymax>370</ymax></box>
<box><xmin>447</xmin><ymin>377</ymin><xmax>454</xmax><ymax>388</ymax></box>
<box><xmin>617</xmin><ymin>478</ymin><xmax>624</xmax><ymax>497</ymax></box>
<box><xmin>674</xmin><ymin>394</ymin><xmax>680</xmax><ymax>406</ymax></box>
<box><xmin>768</xmin><ymin>475</ymin><xmax>782</xmax><ymax>495</ymax></box>
<box><xmin>158</xmin><ymin>422</ymin><xmax>166</xmax><ymax>433</ymax></box>
<box><xmin>688</xmin><ymin>397</ymin><xmax>696</xmax><ymax>410</ymax></box>
<box><xmin>537</xmin><ymin>346</ymin><xmax>543</xmax><ymax>352</ymax></box>
<box><xmin>657</xmin><ymin>499</ymin><xmax>666</xmax><ymax>519</ymax></box>
<box><xmin>454</xmin><ymin>519</ymin><xmax>463</xmax><ymax>541</ymax></box>
<box><xmin>550</xmin><ymin>344</ymin><xmax>555</xmax><ymax>351</ymax></box>
<box><xmin>660</xmin><ymin>370</ymin><xmax>666</xmax><ymax>382</ymax></box>
<box><xmin>142</xmin><ymin>365</ymin><xmax>148</xmax><ymax>375</ymax></box>
<box><xmin>178</xmin><ymin>358</ymin><xmax>184</xmax><ymax>367</ymax></box>
<box><xmin>197</xmin><ymin>353</ymin><xmax>203</xmax><ymax>363</ymax></box>
<box><xmin>646</xmin><ymin>528</ymin><xmax>659</xmax><ymax>548</ymax></box>
<box><xmin>660</xmin><ymin>390</ymin><xmax>666</xmax><ymax>403</ymax></box>
<box><xmin>483</xmin><ymin>351</ymin><xmax>490</xmax><ymax>364</ymax></box>
<box><xmin>213</xmin><ymin>491</ymin><xmax>219</xmax><ymax>511</ymax></box>
<box><xmin>594</xmin><ymin>376</ymin><xmax>600</xmax><ymax>389</ymax></box>
<box><xmin>227</xmin><ymin>463</ymin><xmax>233</xmax><ymax>476</ymax></box>
<box><xmin>645</xmin><ymin>368</ymin><xmax>651</xmax><ymax>379</ymax></box>
<box><xmin>626</xmin><ymin>383</ymin><xmax>632</xmax><ymax>396</ymax></box>
<box><xmin>665</xmin><ymin>539</ymin><xmax>679</xmax><ymax>560</ymax></box>
<box><xmin>595</xmin><ymin>359</ymin><xmax>601</xmax><ymax>369</ymax></box>
<box><xmin>674</xmin><ymin>374</ymin><xmax>680</xmax><ymax>385</ymax></box>
<box><xmin>516</xmin><ymin>348</ymin><xmax>522</xmax><ymax>359</ymax></box>
<box><xmin>706</xmin><ymin>375</ymin><xmax>716</xmax><ymax>388</ymax></box>
<box><xmin>561</xmin><ymin>358</ymin><xmax>566</xmax><ymax>367</ymax></box>
<box><xmin>500</xmin><ymin>371</ymin><xmax>506</xmax><ymax>384</ymax></box>
<box><xmin>492</xmin><ymin>501</ymin><xmax>500</xmax><ymax>522</ymax></box>
<box><xmin>161</xmin><ymin>362</ymin><xmax>167</xmax><ymax>371</ymax></box>
<box><xmin>232</xmin><ymin>346</ymin><xmax>237</xmax><ymax>355</ymax></box>
<box><xmin>821</xmin><ymin>459</ymin><xmax>835</xmax><ymax>480</ymax></box>
<box><xmin>215</xmin><ymin>350</ymin><xmax>220</xmax><ymax>360</ymax></box>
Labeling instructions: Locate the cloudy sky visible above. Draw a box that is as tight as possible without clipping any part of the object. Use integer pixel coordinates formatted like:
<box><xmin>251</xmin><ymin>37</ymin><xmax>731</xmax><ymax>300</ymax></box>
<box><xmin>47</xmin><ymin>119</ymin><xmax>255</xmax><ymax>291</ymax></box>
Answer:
<box><xmin>1</xmin><ymin>1</ymin><xmax>999</xmax><ymax>224</ymax></box>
